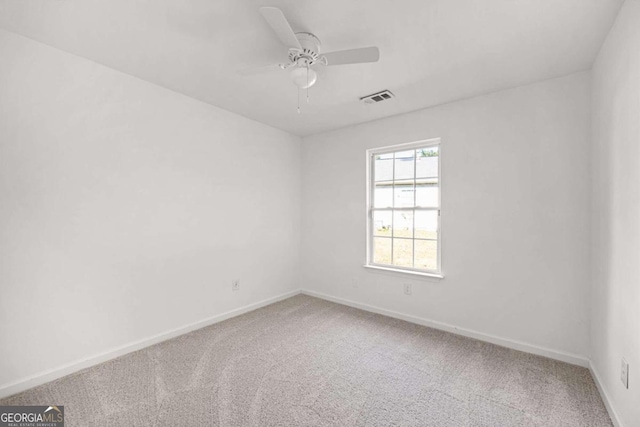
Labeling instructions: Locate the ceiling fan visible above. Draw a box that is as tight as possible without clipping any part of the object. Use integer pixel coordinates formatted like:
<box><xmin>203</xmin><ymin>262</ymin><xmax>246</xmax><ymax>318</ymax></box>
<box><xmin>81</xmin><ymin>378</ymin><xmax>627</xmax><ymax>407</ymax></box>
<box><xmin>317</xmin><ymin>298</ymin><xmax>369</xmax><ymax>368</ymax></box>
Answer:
<box><xmin>241</xmin><ymin>7</ymin><xmax>380</xmax><ymax>110</ymax></box>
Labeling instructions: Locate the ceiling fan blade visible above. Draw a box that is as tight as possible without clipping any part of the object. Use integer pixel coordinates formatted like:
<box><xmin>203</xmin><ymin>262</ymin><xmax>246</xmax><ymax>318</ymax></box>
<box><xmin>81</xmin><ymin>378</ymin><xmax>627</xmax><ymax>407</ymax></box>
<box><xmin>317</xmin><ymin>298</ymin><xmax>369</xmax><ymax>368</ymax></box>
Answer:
<box><xmin>322</xmin><ymin>46</ymin><xmax>380</xmax><ymax>66</ymax></box>
<box><xmin>259</xmin><ymin>7</ymin><xmax>302</xmax><ymax>51</ymax></box>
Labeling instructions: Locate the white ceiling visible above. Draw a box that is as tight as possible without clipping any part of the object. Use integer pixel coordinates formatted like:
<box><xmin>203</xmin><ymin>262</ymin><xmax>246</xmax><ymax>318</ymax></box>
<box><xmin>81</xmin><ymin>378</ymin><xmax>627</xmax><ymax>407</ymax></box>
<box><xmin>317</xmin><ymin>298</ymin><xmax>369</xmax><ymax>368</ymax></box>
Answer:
<box><xmin>0</xmin><ymin>0</ymin><xmax>623</xmax><ymax>136</ymax></box>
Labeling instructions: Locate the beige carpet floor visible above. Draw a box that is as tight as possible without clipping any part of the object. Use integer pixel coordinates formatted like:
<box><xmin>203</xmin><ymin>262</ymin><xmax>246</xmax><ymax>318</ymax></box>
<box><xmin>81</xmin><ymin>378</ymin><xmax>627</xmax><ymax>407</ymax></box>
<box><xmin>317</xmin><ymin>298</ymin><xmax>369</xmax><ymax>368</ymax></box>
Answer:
<box><xmin>1</xmin><ymin>295</ymin><xmax>612</xmax><ymax>426</ymax></box>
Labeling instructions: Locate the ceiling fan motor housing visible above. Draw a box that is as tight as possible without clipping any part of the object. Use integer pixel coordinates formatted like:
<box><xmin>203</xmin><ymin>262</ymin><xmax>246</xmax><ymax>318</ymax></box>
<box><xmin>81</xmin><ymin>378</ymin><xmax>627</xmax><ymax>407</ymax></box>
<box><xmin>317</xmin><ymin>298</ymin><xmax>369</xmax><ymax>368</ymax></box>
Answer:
<box><xmin>290</xmin><ymin>32</ymin><xmax>321</xmax><ymax>65</ymax></box>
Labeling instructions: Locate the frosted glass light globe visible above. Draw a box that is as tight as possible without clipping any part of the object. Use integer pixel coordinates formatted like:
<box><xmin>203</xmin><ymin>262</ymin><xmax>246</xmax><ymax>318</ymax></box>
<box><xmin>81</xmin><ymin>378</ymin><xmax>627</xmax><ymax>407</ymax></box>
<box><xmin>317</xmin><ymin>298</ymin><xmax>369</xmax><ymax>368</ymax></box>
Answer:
<box><xmin>291</xmin><ymin>67</ymin><xmax>317</xmax><ymax>89</ymax></box>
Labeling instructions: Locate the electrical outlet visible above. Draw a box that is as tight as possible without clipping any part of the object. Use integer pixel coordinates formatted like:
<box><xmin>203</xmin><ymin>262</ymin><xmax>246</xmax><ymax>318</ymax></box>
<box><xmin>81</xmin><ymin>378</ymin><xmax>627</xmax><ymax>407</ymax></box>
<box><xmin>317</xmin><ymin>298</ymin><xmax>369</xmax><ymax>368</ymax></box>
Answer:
<box><xmin>621</xmin><ymin>358</ymin><xmax>629</xmax><ymax>389</ymax></box>
<box><xmin>351</xmin><ymin>278</ymin><xmax>359</xmax><ymax>289</ymax></box>
<box><xmin>404</xmin><ymin>284</ymin><xmax>412</xmax><ymax>295</ymax></box>
<box><xmin>232</xmin><ymin>279</ymin><xmax>240</xmax><ymax>292</ymax></box>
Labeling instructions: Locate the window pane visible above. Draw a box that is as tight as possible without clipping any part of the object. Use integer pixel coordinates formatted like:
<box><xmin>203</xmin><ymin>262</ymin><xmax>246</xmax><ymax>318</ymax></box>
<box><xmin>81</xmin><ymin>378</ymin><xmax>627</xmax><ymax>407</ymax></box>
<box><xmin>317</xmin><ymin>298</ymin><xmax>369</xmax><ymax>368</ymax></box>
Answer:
<box><xmin>392</xmin><ymin>238</ymin><xmax>413</xmax><ymax>267</ymax></box>
<box><xmin>415</xmin><ymin>240</ymin><xmax>437</xmax><ymax>270</ymax></box>
<box><xmin>370</xmin><ymin>144</ymin><xmax>440</xmax><ymax>273</ymax></box>
<box><xmin>374</xmin><ymin>185</ymin><xmax>393</xmax><ymax>208</ymax></box>
<box><xmin>416</xmin><ymin>148</ymin><xmax>438</xmax><ymax>178</ymax></box>
<box><xmin>394</xmin><ymin>150</ymin><xmax>415</xmax><ymax>180</ymax></box>
<box><xmin>392</xmin><ymin>210</ymin><xmax>413</xmax><ymax>238</ymax></box>
<box><xmin>373</xmin><ymin>211</ymin><xmax>392</xmax><ymax>237</ymax></box>
<box><xmin>374</xmin><ymin>153</ymin><xmax>393</xmax><ymax>182</ymax></box>
<box><xmin>416</xmin><ymin>181</ymin><xmax>439</xmax><ymax>207</ymax></box>
<box><xmin>393</xmin><ymin>181</ymin><xmax>414</xmax><ymax>207</ymax></box>
<box><xmin>415</xmin><ymin>210</ymin><xmax>438</xmax><ymax>239</ymax></box>
<box><xmin>373</xmin><ymin>237</ymin><xmax>392</xmax><ymax>265</ymax></box>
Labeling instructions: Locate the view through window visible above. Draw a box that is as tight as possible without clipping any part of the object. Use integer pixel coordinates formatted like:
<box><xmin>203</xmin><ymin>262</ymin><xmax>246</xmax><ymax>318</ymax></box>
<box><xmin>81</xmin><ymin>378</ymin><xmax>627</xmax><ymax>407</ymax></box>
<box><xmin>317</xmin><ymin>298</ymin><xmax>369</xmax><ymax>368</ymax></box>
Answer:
<box><xmin>367</xmin><ymin>140</ymin><xmax>441</xmax><ymax>274</ymax></box>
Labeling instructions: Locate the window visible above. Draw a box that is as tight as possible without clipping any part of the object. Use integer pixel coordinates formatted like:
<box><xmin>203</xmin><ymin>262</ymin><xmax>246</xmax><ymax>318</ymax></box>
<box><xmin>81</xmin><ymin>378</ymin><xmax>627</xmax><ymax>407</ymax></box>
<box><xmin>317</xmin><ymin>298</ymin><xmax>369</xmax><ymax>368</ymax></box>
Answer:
<box><xmin>366</xmin><ymin>139</ymin><xmax>442</xmax><ymax>277</ymax></box>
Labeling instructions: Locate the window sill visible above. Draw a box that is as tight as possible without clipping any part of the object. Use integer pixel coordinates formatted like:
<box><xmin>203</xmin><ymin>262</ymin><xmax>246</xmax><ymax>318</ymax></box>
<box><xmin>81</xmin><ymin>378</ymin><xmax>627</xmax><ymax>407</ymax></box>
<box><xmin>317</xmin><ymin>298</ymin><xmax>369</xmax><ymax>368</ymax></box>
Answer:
<box><xmin>363</xmin><ymin>264</ymin><xmax>444</xmax><ymax>279</ymax></box>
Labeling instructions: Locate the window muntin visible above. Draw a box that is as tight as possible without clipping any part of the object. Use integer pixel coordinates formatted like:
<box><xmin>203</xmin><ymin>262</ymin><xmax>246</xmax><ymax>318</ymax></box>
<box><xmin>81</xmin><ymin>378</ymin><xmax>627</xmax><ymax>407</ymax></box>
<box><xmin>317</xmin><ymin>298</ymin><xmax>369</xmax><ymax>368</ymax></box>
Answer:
<box><xmin>367</xmin><ymin>140</ymin><xmax>441</xmax><ymax>275</ymax></box>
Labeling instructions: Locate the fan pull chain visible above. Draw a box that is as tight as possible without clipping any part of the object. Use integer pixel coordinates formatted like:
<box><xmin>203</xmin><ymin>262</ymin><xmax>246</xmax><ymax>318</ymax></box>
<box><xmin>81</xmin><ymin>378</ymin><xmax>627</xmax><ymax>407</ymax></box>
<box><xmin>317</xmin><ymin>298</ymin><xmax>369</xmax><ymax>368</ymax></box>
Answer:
<box><xmin>296</xmin><ymin>64</ymin><xmax>313</xmax><ymax>114</ymax></box>
<box><xmin>306</xmin><ymin>65</ymin><xmax>310</xmax><ymax>104</ymax></box>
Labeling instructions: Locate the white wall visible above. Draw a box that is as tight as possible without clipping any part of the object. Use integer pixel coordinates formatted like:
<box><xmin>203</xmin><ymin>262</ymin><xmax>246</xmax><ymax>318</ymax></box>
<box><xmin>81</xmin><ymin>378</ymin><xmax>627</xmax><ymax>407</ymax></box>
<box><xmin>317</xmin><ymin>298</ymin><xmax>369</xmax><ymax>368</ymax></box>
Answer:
<box><xmin>0</xmin><ymin>30</ymin><xmax>301</xmax><ymax>392</ymax></box>
<box><xmin>301</xmin><ymin>72</ymin><xmax>591</xmax><ymax>360</ymax></box>
<box><xmin>590</xmin><ymin>1</ymin><xmax>640</xmax><ymax>425</ymax></box>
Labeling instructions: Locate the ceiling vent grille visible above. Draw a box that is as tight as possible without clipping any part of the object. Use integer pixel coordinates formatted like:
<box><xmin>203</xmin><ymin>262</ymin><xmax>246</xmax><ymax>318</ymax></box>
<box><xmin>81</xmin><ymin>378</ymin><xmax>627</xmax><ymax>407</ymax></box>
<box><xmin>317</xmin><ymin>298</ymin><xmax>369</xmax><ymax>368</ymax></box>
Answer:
<box><xmin>360</xmin><ymin>90</ymin><xmax>395</xmax><ymax>104</ymax></box>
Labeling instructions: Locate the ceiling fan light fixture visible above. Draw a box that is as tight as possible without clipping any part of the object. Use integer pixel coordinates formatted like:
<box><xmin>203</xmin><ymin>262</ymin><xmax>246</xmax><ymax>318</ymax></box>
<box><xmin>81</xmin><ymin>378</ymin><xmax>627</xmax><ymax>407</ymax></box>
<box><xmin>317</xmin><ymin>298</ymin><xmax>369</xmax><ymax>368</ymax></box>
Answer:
<box><xmin>249</xmin><ymin>7</ymin><xmax>380</xmax><ymax>112</ymax></box>
<box><xmin>291</xmin><ymin>66</ymin><xmax>317</xmax><ymax>89</ymax></box>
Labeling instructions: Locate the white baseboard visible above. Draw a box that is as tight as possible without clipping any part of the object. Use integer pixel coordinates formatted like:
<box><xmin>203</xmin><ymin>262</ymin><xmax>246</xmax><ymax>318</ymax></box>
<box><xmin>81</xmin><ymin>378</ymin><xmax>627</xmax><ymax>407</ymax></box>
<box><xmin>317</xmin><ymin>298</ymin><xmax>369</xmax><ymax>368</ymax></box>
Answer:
<box><xmin>0</xmin><ymin>289</ymin><xmax>300</xmax><ymax>400</ymax></box>
<box><xmin>301</xmin><ymin>289</ymin><xmax>589</xmax><ymax>368</ymax></box>
<box><xmin>590</xmin><ymin>362</ymin><xmax>623</xmax><ymax>427</ymax></box>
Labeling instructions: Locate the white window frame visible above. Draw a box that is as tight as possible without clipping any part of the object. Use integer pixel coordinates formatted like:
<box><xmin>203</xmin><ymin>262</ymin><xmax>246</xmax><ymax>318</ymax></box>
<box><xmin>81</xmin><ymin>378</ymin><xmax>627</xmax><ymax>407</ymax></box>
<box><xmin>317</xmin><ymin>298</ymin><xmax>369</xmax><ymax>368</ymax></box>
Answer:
<box><xmin>365</xmin><ymin>138</ymin><xmax>443</xmax><ymax>279</ymax></box>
